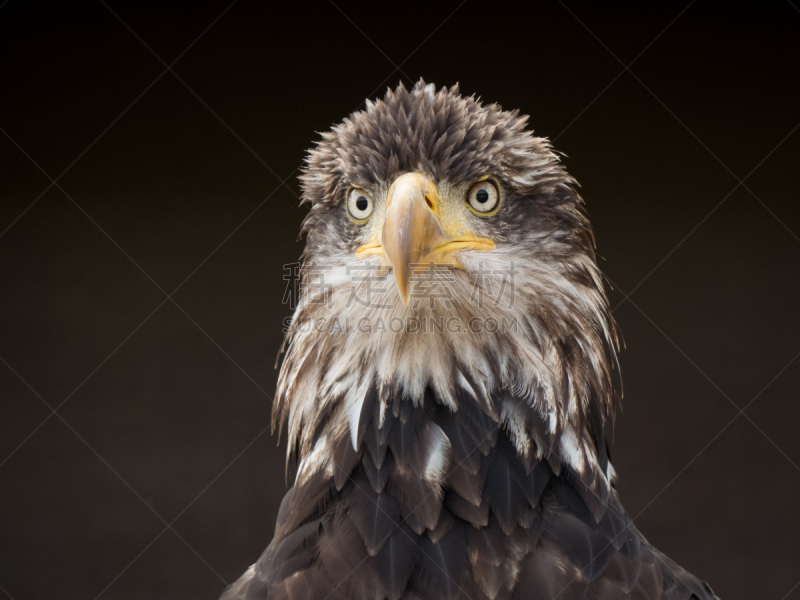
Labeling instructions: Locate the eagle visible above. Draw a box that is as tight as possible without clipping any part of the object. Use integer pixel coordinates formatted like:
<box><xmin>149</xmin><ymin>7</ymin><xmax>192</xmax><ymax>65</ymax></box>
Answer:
<box><xmin>221</xmin><ymin>81</ymin><xmax>717</xmax><ymax>600</ymax></box>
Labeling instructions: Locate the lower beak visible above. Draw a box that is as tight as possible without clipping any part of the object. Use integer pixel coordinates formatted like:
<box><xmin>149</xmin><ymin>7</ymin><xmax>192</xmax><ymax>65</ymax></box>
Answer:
<box><xmin>355</xmin><ymin>173</ymin><xmax>494</xmax><ymax>306</ymax></box>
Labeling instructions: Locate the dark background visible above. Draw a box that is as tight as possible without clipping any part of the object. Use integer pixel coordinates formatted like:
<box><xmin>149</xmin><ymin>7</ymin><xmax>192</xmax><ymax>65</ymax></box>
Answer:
<box><xmin>1</xmin><ymin>1</ymin><xmax>799</xmax><ymax>599</ymax></box>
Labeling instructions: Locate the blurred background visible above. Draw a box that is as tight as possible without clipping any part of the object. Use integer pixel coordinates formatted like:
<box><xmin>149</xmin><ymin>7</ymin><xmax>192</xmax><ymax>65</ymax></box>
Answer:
<box><xmin>1</xmin><ymin>1</ymin><xmax>799</xmax><ymax>599</ymax></box>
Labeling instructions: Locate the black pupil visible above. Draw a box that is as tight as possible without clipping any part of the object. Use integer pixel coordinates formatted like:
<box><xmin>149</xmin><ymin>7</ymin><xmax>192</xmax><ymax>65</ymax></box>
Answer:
<box><xmin>475</xmin><ymin>189</ymin><xmax>490</xmax><ymax>204</ymax></box>
<box><xmin>355</xmin><ymin>196</ymin><xmax>368</xmax><ymax>212</ymax></box>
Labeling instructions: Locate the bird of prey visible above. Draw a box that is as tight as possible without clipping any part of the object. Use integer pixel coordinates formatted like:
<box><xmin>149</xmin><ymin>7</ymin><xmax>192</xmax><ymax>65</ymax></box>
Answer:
<box><xmin>222</xmin><ymin>81</ymin><xmax>717</xmax><ymax>600</ymax></box>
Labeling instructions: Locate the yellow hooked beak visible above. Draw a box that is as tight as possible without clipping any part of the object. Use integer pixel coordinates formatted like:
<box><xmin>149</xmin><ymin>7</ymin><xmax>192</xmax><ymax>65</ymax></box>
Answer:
<box><xmin>355</xmin><ymin>173</ymin><xmax>495</xmax><ymax>305</ymax></box>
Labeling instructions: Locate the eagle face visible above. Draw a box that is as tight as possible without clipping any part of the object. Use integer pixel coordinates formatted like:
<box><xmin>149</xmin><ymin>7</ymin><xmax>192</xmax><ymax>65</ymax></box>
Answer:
<box><xmin>223</xmin><ymin>81</ymin><xmax>717</xmax><ymax>600</ymax></box>
<box><xmin>277</xmin><ymin>82</ymin><xmax>617</xmax><ymax>469</ymax></box>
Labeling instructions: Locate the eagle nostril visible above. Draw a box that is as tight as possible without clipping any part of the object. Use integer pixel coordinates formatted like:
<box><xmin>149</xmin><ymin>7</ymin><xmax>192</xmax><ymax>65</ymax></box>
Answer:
<box><xmin>424</xmin><ymin>195</ymin><xmax>434</xmax><ymax>210</ymax></box>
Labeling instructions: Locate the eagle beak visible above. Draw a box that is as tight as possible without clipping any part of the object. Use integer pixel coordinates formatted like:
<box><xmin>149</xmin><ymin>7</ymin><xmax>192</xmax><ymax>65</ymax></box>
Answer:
<box><xmin>354</xmin><ymin>173</ymin><xmax>495</xmax><ymax>306</ymax></box>
<box><xmin>380</xmin><ymin>173</ymin><xmax>445</xmax><ymax>305</ymax></box>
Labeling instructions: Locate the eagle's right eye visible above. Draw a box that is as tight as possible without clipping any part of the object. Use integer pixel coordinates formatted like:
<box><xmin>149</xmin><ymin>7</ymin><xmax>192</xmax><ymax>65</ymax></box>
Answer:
<box><xmin>346</xmin><ymin>187</ymin><xmax>374</xmax><ymax>222</ymax></box>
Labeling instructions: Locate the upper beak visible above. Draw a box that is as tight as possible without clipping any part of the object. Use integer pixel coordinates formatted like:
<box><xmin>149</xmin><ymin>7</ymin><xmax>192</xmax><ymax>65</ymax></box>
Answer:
<box><xmin>356</xmin><ymin>172</ymin><xmax>495</xmax><ymax>306</ymax></box>
<box><xmin>380</xmin><ymin>174</ymin><xmax>445</xmax><ymax>305</ymax></box>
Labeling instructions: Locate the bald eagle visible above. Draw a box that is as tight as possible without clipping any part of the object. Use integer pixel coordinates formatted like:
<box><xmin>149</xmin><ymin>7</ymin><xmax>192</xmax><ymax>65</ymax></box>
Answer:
<box><xmin>221</xmin><ymin>81</ymin><xmax>717</xmax><ymax>600</ymax></box>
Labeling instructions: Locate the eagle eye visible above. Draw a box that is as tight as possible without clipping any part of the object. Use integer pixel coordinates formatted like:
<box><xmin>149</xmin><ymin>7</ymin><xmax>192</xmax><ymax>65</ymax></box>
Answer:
<box><xmin>467</xmin><ymin>180</ymin><xmax>500</xmax><ymax>215</ymax></box>
<box><xmin>346</xmin><ymin>187</ymin><xmax>374</xmax><ymax>222</ymax></box>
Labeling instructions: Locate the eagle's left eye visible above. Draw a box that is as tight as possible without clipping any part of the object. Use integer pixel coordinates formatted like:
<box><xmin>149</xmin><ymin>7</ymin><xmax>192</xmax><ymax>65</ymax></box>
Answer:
<box><xmin>346</xmin><ymin>187</ymin><xmax>374</xmax><ymax>222</ymax></box>
<box><xmin>467</xmin><ymin>180</ymin><xmax>500</xmax><ymax>214</ymax></box>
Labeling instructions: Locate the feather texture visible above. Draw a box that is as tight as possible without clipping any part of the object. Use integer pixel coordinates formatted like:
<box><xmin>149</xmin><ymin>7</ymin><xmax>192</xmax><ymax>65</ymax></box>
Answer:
<box><xmin>224</xmin><ymin>398</ymin><xmax>717</xmax><ymax>600</ymax></box>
